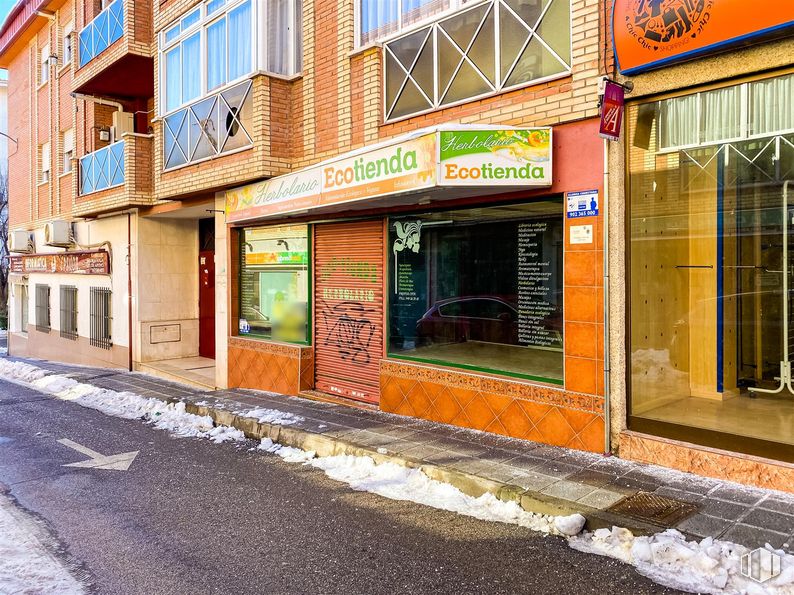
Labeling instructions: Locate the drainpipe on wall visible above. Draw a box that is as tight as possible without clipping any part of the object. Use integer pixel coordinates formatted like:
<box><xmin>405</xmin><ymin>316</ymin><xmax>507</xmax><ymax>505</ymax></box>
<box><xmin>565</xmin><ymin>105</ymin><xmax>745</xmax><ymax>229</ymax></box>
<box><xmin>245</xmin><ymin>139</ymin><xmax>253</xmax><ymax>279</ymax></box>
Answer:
<box><xmin>603</xmin><ymin>138</ymin><xmax>611</xmax><ymax>455</ymax></box>
<box><xmin>70</xmin><ymin>92</ymin><xmax>123</xmax><ymax>113</ymax></box>
<box><xmin>127</xmin><ymin>213</ymin><xmax>133</xmax><ymax>372</ymax></box>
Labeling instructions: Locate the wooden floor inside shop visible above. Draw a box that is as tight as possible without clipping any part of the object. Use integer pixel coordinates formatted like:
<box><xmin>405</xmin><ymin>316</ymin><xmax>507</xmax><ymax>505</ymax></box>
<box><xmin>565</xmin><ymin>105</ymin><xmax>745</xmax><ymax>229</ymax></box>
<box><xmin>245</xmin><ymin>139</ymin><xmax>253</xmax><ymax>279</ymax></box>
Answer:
<box><xmin>397</xmin><ymin>341</ymin><xmax>564</xmax><ymax>381</ymax></box>
<box><xmin>641</xmin><ymin>391</ymin><xmax>794</xmax><ymax>446</ymax></box>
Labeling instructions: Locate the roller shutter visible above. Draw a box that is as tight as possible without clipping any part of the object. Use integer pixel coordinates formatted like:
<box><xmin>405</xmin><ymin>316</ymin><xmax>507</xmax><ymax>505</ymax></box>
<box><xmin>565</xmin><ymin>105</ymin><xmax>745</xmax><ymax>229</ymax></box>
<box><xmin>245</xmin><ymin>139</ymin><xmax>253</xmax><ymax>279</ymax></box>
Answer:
<box><xmin>314</xmin><ymin>220</ymin><xmax>384</xmax><ymax>404</ymax></box>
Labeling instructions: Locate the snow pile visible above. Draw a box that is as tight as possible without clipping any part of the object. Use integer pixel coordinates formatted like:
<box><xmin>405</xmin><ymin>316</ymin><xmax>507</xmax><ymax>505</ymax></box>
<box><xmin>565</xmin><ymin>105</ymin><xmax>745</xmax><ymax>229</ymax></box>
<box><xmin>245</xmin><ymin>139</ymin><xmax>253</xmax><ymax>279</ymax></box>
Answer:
<box><xmin>0</xmin><ymin>360</ymin><xmax>244</xmax><ymax>444</ymax></box>
<box><xmin>244</xmin><ymin>407</ymin><xmax>305</xmax><ymax>426</ymax></box>
<box><xmin>571</xmin><ymin>527</ymin><xmax>794</xmax><ymax>595</ymax></box>
<box><xmin>258</xmin><ymin>438</ymin><xmax>316</xmax><ymax>463</ymax></box>
<box><xmin>0</xmin><ymin>495</ymin><xmax>85</xmax><ymax>594</ymax></box>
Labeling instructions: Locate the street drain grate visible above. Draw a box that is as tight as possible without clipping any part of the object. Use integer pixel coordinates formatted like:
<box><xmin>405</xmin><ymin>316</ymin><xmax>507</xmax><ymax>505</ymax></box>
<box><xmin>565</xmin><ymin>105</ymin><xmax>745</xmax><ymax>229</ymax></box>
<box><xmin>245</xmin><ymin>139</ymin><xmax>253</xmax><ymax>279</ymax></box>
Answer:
<box><xmin>607</xmin><ymin>491</ymin><xmax>698</xmax><ymax>526</ymax></box>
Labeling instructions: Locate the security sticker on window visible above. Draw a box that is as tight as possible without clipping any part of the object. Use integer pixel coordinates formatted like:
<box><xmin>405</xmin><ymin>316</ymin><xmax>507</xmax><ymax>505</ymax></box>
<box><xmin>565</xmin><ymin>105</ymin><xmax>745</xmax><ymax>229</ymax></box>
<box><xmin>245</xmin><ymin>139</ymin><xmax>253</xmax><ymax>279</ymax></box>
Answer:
<box><xmin>567</xmin><ymin>190</ymin><xmax>599</xmax><ymax>218</ymax></box>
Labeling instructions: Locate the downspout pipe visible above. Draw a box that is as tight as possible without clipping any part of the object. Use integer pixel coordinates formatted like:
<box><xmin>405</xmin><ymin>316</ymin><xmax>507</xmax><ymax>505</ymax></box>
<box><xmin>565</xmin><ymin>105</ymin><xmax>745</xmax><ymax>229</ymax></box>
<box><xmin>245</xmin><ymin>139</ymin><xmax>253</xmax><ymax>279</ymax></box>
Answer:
<box><xmin>603</xmin><ymin>138</ymin><xmax>611</xmax><ymax>455</ymax></box>
<box><xmin>127</xmin><ymin>213</ymin><xmax>133</xmax><ymax>372</ymax></box>
<box><xmin>70</xmin><ymin>92</ymin><xmax>123</xmax><ymax>113</ymax></box>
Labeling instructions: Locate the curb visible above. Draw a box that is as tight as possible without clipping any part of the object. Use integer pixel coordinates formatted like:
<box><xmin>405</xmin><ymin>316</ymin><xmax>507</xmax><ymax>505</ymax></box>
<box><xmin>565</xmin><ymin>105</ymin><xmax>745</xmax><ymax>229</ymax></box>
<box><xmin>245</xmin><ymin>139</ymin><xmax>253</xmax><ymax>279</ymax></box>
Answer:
<box><xmin>154</xmin><ymin>395</ymin><xmax>670</xmax><ymax>537</ymax></box>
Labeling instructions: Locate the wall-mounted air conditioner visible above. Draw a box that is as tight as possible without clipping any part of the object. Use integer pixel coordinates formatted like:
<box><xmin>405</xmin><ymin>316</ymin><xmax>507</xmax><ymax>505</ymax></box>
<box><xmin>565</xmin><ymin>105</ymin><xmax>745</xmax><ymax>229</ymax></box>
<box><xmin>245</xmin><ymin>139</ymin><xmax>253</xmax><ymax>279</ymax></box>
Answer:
<box><xmin>44</xmin><ymin>220</ymin><xmax>73</xmax><ymax>247</ymax></box>
<box><xmin>9</xmin><ymin>230</ymin><xmax>33</xmax><ymax>253</ymax></box>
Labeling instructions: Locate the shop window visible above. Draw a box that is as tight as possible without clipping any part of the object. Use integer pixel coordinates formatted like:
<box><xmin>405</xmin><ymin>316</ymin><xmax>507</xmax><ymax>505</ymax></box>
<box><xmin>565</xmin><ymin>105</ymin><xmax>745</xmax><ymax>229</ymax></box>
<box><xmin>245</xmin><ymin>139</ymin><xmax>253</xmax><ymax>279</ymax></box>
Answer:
<box><xmin>239</xmin><ymin>224</ymin><xmax>310</xmax><ymax>344</ymax></box>
<box><xmin>35</xmin><ymin>284</ymin><xmax>50</xmax><ymax>333</ymax></box>
<box><xmin>383</xmin><ymin>0</ymin><xmax>571</xmax><ymax>121</ymax></box>
<box><xmin>59</xmin><ymin>286</ymin><xmax>78</xmax><ymax>340</ymax></box>
<box><xmin>388</xmin><ymin>201</ymin><xmax>563</xmax><ymax>382</ymax></box>
<box><xmin>90</xmin><ymin>288</ymin><xmax>112</xmax><ymax>349</ymax></box>
<box><xmin>627</xmin><ymin>71</ymin><xmax>794</xmax><ymax>460</ymax></box>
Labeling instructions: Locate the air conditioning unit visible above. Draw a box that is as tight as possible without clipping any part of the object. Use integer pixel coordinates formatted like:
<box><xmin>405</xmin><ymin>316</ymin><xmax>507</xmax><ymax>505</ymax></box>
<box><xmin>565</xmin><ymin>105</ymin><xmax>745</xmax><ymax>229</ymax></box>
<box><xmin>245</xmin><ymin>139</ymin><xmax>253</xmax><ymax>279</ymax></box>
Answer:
<box><xmin>9</xmin><ymin>230</ymin><xmax>33</xmax><ymax>253</ymax></box>
<box><xmin>45</xmin><ymin>220</ymin><xmax>73</xmax><ymax>247</ymax></box>
<box><xmin>111</xmin><ymin>110</ymin><xmax>134</xmax><ymax>142</ymax></box>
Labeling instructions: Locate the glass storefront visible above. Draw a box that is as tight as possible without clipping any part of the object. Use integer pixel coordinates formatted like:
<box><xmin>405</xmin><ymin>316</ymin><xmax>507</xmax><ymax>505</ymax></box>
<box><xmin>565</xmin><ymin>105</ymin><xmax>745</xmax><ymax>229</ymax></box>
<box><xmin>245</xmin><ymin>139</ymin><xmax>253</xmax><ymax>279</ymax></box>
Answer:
<box><xmin>628</xmin><ymin>72</ymin><xmax>794</xmax><ymax>459</ymax></box>
<box><xmin>388</xmin><ymin>200</ymin><xmax>564</xmax><ymax>382</ymax></box>
<box><xmin>239</xmin><ymin>224</ymin><xmax>310</xmax><ymax>343</ymax></box>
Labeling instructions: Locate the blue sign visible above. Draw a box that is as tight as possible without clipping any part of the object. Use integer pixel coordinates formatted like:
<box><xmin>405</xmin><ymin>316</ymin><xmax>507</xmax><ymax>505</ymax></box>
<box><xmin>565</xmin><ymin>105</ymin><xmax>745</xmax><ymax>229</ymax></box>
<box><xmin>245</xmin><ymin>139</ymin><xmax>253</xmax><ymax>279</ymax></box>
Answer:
<box><xmin>567</xmin><ymin>190</ymin><xmax>599</xmax><ymax>219</ymax></box>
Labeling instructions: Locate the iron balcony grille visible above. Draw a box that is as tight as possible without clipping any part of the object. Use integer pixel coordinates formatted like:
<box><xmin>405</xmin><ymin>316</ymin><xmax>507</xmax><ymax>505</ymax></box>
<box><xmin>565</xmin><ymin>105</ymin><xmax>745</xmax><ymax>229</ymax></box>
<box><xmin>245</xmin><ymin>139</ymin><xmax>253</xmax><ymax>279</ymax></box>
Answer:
<box><xmin>35</xmin><ymin>284</ymin><xmax>51</xmax><ymax>333</ymax></box>
<box><xmin>90</xmin><ymin>287</ymin><xmax>113</xmax><ymax>350</ymax></box>
<box><xmin>59</xmin><ymin>286</ymin><xmax>78</xmax><ymax>340</ymax></box>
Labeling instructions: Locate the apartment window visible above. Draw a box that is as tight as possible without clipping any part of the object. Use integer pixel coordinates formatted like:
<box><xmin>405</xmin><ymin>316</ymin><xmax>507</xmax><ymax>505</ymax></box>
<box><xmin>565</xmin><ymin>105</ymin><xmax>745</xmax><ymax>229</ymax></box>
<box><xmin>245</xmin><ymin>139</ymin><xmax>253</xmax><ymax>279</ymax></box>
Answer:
<box><xmin>41</xmin><ymin>142</ymin><xmax>51</xmax><ymax>183</ymax></box>
<box><xmin>35</xmin><ymin>284</ymin><xmax>51</xmax><ymax>333</ymax></box>
<box><xmin>59</xmin><ymin>286</ymin><xmax>78</xmax><ymax>340</ymax></box>
<box><xmin>383</xmin><ymin>0</ymin><xmax>571</xmax><ymax>122</ymax></box>
<box><xmin>358</xmin><ymin>0</ymin><xmax>457</xmax><ymax>46</ymax></box>
<box><xmin>63</xmin><ymin>23</ymin><xmax>73</xmax><ymax>65</ymax></box>
<box><xmin>62</xmin><ymin>128</ymin><xmax>74</xmax><ymax>174</ymax></box>
<box><xmin>90</xmin><ymin>288</ymin><xmax>112</xmax><ymax>349</ymax></box>
<box><xmin>40</xmin><ymin>44</ymin><xmax>50</xmax><ymax>84</ymax></box>
<box><xmin>160</xmin><ymin>0</ymin><xmax>301</xmax><ymax>114</ymax></box>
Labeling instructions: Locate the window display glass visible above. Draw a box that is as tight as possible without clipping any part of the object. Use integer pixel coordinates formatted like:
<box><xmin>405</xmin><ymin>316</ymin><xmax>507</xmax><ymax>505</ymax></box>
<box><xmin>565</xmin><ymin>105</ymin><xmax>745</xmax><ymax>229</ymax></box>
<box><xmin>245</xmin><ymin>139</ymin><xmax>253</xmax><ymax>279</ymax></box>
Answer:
<box><xmin>239</xmin><ymin>225</ymin><xmax>310</xmax><ymax>343</ymax></box>
<box><xmin>388</xmin><ymin>201</ymin><xmax>564</xmax><ymax>382</ymax></box>
<box><xmin>628</xmin><ymin>72</ymin><xmax>794</xmax><ymax>458</ymax></box>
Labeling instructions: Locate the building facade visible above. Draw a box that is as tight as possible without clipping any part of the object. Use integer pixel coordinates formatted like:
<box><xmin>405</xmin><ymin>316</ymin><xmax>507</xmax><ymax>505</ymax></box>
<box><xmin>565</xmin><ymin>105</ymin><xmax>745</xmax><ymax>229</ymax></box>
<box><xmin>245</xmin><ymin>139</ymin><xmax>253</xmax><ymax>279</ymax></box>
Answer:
<box><xmin>3</xmin><ymin>0</ymin><xmax>791</xmax><ymax>492</ymax></box>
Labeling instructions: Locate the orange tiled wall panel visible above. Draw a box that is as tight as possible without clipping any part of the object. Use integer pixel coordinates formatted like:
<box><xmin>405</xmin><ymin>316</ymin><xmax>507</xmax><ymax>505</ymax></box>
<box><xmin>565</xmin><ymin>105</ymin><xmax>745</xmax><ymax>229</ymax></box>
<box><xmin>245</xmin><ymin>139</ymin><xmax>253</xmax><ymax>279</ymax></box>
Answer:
<box><xmin>228</xmin><ymin>337</ymin><xmax>314</xmax><ymax>396</ymax></box>
<box><xmin>621</xmin><ymin>431</ymin><xmax>794</xmax><ymax>494</ymax></box>
<box><xmin>380</xmin><ymin>360</ymin><xmax>605</xmax><ymax>453</ymax></box>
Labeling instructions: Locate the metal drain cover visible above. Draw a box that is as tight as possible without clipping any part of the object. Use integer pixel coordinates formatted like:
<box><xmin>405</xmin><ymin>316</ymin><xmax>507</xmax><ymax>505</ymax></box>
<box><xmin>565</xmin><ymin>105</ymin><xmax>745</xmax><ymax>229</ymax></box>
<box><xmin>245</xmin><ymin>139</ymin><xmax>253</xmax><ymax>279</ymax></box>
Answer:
<box><xmin>607</xmin><ymin>491</ymin><xmax>698</xmax><ymax>526</ymax></box>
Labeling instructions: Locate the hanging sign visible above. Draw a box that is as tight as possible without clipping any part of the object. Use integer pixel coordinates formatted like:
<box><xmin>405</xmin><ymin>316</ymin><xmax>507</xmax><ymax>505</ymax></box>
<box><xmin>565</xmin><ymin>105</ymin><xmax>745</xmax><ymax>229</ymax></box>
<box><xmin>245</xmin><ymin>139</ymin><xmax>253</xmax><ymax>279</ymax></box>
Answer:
<box><xmin>9</xmin><ymin>250</ymin><xmax>111</xmax><ymax>275</ymax></box>
<box><xmin>599</xmin><ymin>81</ymin><xmax>625</xmax><ymax>141</ymax></box>
<box><xmin>612</xmin><ymin>0</ymin><xmax>794</xmax><ymax>75</ymax></box>
<box><xmin>567</xmin><ymin>190</ymin><xmax>599</xmax><ymax>218</ymax></box>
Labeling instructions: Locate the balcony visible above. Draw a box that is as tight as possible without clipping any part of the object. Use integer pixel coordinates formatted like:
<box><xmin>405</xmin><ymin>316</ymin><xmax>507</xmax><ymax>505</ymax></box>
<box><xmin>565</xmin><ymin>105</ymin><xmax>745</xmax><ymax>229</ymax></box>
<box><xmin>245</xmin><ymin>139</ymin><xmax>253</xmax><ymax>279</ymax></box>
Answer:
<box><xmin>74</xmin><ymin>134</ymin><xmax>155</xmax><ymax>217</ymax></box>
<box><xmin>162</xmin><ymin>80</ymin><xmax>254</xmax><ymax>171</ymax></box>
<box><xmin>78</xmin><ymin>0</ymin><xmax>124</xmax><ymax>69</ymax></box>
<box><xmin>72</xmin><ymin>0</ymin><xmax>154</xmax><ymax>99</ymax></box>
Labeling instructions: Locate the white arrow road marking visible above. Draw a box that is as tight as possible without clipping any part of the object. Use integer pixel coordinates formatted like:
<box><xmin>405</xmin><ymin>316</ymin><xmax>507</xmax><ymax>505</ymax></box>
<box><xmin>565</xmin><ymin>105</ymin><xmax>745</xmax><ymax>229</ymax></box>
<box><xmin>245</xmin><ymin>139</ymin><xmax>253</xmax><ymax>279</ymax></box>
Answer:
<box><xmin>57</xmin><ymin>438</ymin><xmax>139</xmax><ymax>471</ymax></box>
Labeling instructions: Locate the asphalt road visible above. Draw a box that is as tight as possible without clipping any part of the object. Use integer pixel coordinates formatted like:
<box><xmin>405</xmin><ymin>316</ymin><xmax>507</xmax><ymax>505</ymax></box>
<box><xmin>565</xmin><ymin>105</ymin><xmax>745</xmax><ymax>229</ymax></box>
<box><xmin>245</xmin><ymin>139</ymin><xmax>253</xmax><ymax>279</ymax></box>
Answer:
<box><xmin>0</xmin><ymin>377</ymin><xmax>684</xmax><ymax>595</ymax></box>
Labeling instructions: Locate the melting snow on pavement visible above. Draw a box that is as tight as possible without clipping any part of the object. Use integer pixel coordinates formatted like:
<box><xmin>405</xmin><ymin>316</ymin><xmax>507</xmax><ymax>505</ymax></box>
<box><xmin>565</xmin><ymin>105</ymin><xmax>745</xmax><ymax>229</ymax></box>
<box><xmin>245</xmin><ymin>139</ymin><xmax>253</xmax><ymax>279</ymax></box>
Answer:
<box><xmin>0</xmin><ymin>493</ymin><xmax>86</xmax><ymax>594</ymax></box>
<box><xmin>3</xmin><ymin>359</ymin><xmax>794</xmax><ymax>593</ymax></box>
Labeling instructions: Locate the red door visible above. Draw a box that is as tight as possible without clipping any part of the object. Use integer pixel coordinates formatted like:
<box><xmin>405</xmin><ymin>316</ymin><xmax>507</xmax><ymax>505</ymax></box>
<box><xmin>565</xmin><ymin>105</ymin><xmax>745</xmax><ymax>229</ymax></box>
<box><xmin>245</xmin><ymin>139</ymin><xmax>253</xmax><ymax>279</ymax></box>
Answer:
<box><xmin>199</xmin><ymin>250</ymin><xmax>215</xmax><ymax>359</ymax></box>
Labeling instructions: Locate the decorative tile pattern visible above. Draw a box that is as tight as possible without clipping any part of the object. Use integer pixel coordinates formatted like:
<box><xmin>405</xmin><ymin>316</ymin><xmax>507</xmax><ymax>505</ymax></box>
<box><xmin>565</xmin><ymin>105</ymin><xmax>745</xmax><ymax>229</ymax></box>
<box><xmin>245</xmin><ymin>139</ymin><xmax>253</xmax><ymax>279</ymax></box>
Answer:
<box><xmin>621</xmin><ymin>431</ymin><xmax>794</xmax><ymax>494</ymax></box>
<box><xmin>380</xmin><ymin>360</ymin><xmax>605</xmax><ymax>453</ymax></box>
<box><xmin>228</xmin><ymin>337</ymin><xmax>313</xmax><ymax>395</ymax></box>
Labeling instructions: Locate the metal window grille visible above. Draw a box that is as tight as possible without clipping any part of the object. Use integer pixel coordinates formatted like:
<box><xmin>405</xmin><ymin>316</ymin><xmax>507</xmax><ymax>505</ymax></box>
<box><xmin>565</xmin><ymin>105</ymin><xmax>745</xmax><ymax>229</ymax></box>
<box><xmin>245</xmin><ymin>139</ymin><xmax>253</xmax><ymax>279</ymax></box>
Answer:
<box><xmin>35</xmin><ymin>284</ymin><xmax>51</xmax><ymax>333</ymax></box>
<box><xmin>90</xmin><ymin>288</ymin><xmax>112</xmax><ymax>349</ymax></box>
<box><xmin>59</xmin><ymin>286</ymin><xmax>78</xmax><ymax>340</ymax></box>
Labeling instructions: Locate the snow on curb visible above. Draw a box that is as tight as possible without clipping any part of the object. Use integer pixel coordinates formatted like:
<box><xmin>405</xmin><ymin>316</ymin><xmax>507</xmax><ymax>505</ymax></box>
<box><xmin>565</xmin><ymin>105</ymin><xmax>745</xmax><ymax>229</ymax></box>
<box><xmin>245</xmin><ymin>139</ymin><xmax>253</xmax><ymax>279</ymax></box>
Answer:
<box><xmin>0</xmin><ymin>360</ymin><xmax>245</xmax><ymax>444</ymax></box>
<box><xmin>243</xmin><ymin>407</ymin><xmax>305</xmax><ymax>426</ymax></box>
<box><xmin>0</xmin><ymin>493</ymin><xmax>86</xmax><ymax>594</ymax></box>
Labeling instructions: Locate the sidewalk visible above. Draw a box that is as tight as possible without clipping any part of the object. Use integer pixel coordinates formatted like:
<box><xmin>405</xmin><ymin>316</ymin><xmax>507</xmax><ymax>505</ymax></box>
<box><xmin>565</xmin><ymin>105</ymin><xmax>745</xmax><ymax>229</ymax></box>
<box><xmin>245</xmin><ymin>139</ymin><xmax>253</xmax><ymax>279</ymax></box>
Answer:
<box><xmin>10</xmin><ymin>356</ymin><xmax>794</xmax><ymax>553</ymax></box>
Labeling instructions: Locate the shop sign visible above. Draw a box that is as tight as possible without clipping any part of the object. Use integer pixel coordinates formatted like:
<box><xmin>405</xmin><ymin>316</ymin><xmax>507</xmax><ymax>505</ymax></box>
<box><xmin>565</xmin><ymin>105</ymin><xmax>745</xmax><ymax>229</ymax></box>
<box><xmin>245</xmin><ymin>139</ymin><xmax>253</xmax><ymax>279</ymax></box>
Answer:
<box><xmin>567</xmin><ymin>190</ymin><xmax>599</xmax><ymax>218</ymax></box>
<box><xmin>613</xmin><ymin>0</ymin><xmax>794</xmax><ymax>75</ymax></box>
<box><xmin>226</xmin><ymin>127</ymin><xmax>553</xmax><ymax>223</ymax></box>
<box><xmin>245</xmin><ymin>251</ymin><xmax>308</xmax><ymax>266</ymax></box>
<box><xmin>599</xmin><ymin>81</ymin><xmax>625</xmax><ymax>141</ymax></box>
<box><xmin>438</xmin><ymin>129</ymin><xmax>551</xmax><ymax>186</ymax></box>
<box><xmin>9</xmin><ymin>250</ymin><xmax>111</xmax><ymax>275</ymax></box>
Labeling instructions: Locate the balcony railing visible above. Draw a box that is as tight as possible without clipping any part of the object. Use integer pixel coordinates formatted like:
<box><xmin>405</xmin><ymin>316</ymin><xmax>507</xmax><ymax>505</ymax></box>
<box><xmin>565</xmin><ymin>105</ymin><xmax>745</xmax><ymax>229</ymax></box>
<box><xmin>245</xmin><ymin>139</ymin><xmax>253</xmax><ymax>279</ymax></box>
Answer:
<box><xmin>78</xmin><ymin>0</ymin><xmax>125</xmax><ymax>68</ymax></box>
<box><xmin>80</xmin><ymin>140</ymin><xmax>125</xmax><ymax>195</ymax></box>
<box><xmin>163</xmin><ymin>79</ymin><xmax>254</xmax><ymax>170</ymax></box>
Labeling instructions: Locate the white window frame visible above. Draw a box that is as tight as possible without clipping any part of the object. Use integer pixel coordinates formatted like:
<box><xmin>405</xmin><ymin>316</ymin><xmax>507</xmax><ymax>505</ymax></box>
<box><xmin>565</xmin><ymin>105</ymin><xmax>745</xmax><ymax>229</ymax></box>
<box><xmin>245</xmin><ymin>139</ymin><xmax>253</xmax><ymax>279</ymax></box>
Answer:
<box><xmin>62</xmin><ymin>128</ymin><xmax>75</xmax><ymax>174</ymax></box>
<box><xmin>62</xmin><ymin>22</ymin><xmax>74</xmax><ymax>66</ymax></box>
<box><xmin>355</xmin><ymin>0</ymin><xmax>472</xmax><ymax>47</ymax></box>
<box><xmin>159</xmin><ymin>0</ymin><xmax>257</xmax><ymax>116</ymax></box>
<box><xmin>40</xmin><ymin>44</ymin><xmax>50</xmax><ymax>84</ymax></box>
<box><xmin>41</xmin><ymin>142</ymin><xmax>51</xmax><ymax>183</ymax></box>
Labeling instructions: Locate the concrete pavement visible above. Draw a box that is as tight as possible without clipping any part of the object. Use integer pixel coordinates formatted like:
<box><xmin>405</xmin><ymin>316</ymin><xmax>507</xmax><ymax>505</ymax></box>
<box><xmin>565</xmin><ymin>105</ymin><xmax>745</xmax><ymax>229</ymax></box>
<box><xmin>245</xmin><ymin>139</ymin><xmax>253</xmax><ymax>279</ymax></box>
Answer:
<box><xmin>0</xmin><ymin>377</ymin><xmax>684</xmax><ymax>594</ymax></box>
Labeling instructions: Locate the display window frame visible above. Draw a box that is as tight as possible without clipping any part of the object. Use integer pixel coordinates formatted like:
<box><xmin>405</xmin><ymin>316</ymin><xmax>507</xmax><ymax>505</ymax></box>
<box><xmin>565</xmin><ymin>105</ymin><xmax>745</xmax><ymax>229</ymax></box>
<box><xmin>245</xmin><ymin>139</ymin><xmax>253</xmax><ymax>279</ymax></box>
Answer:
<box><xmin>624</xmin><ymin>69</ymin><xmax>794</xmax><ymax>464</ymax></box>
<box><xmin>385</xmin><ymin>198</ymin><xmax>566</xmax><ymax>386</ymax></box>
<box><xmin>236</xmin><ymin>223</ymin><xmax>313</xmax><ymax>347</ymax></box>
